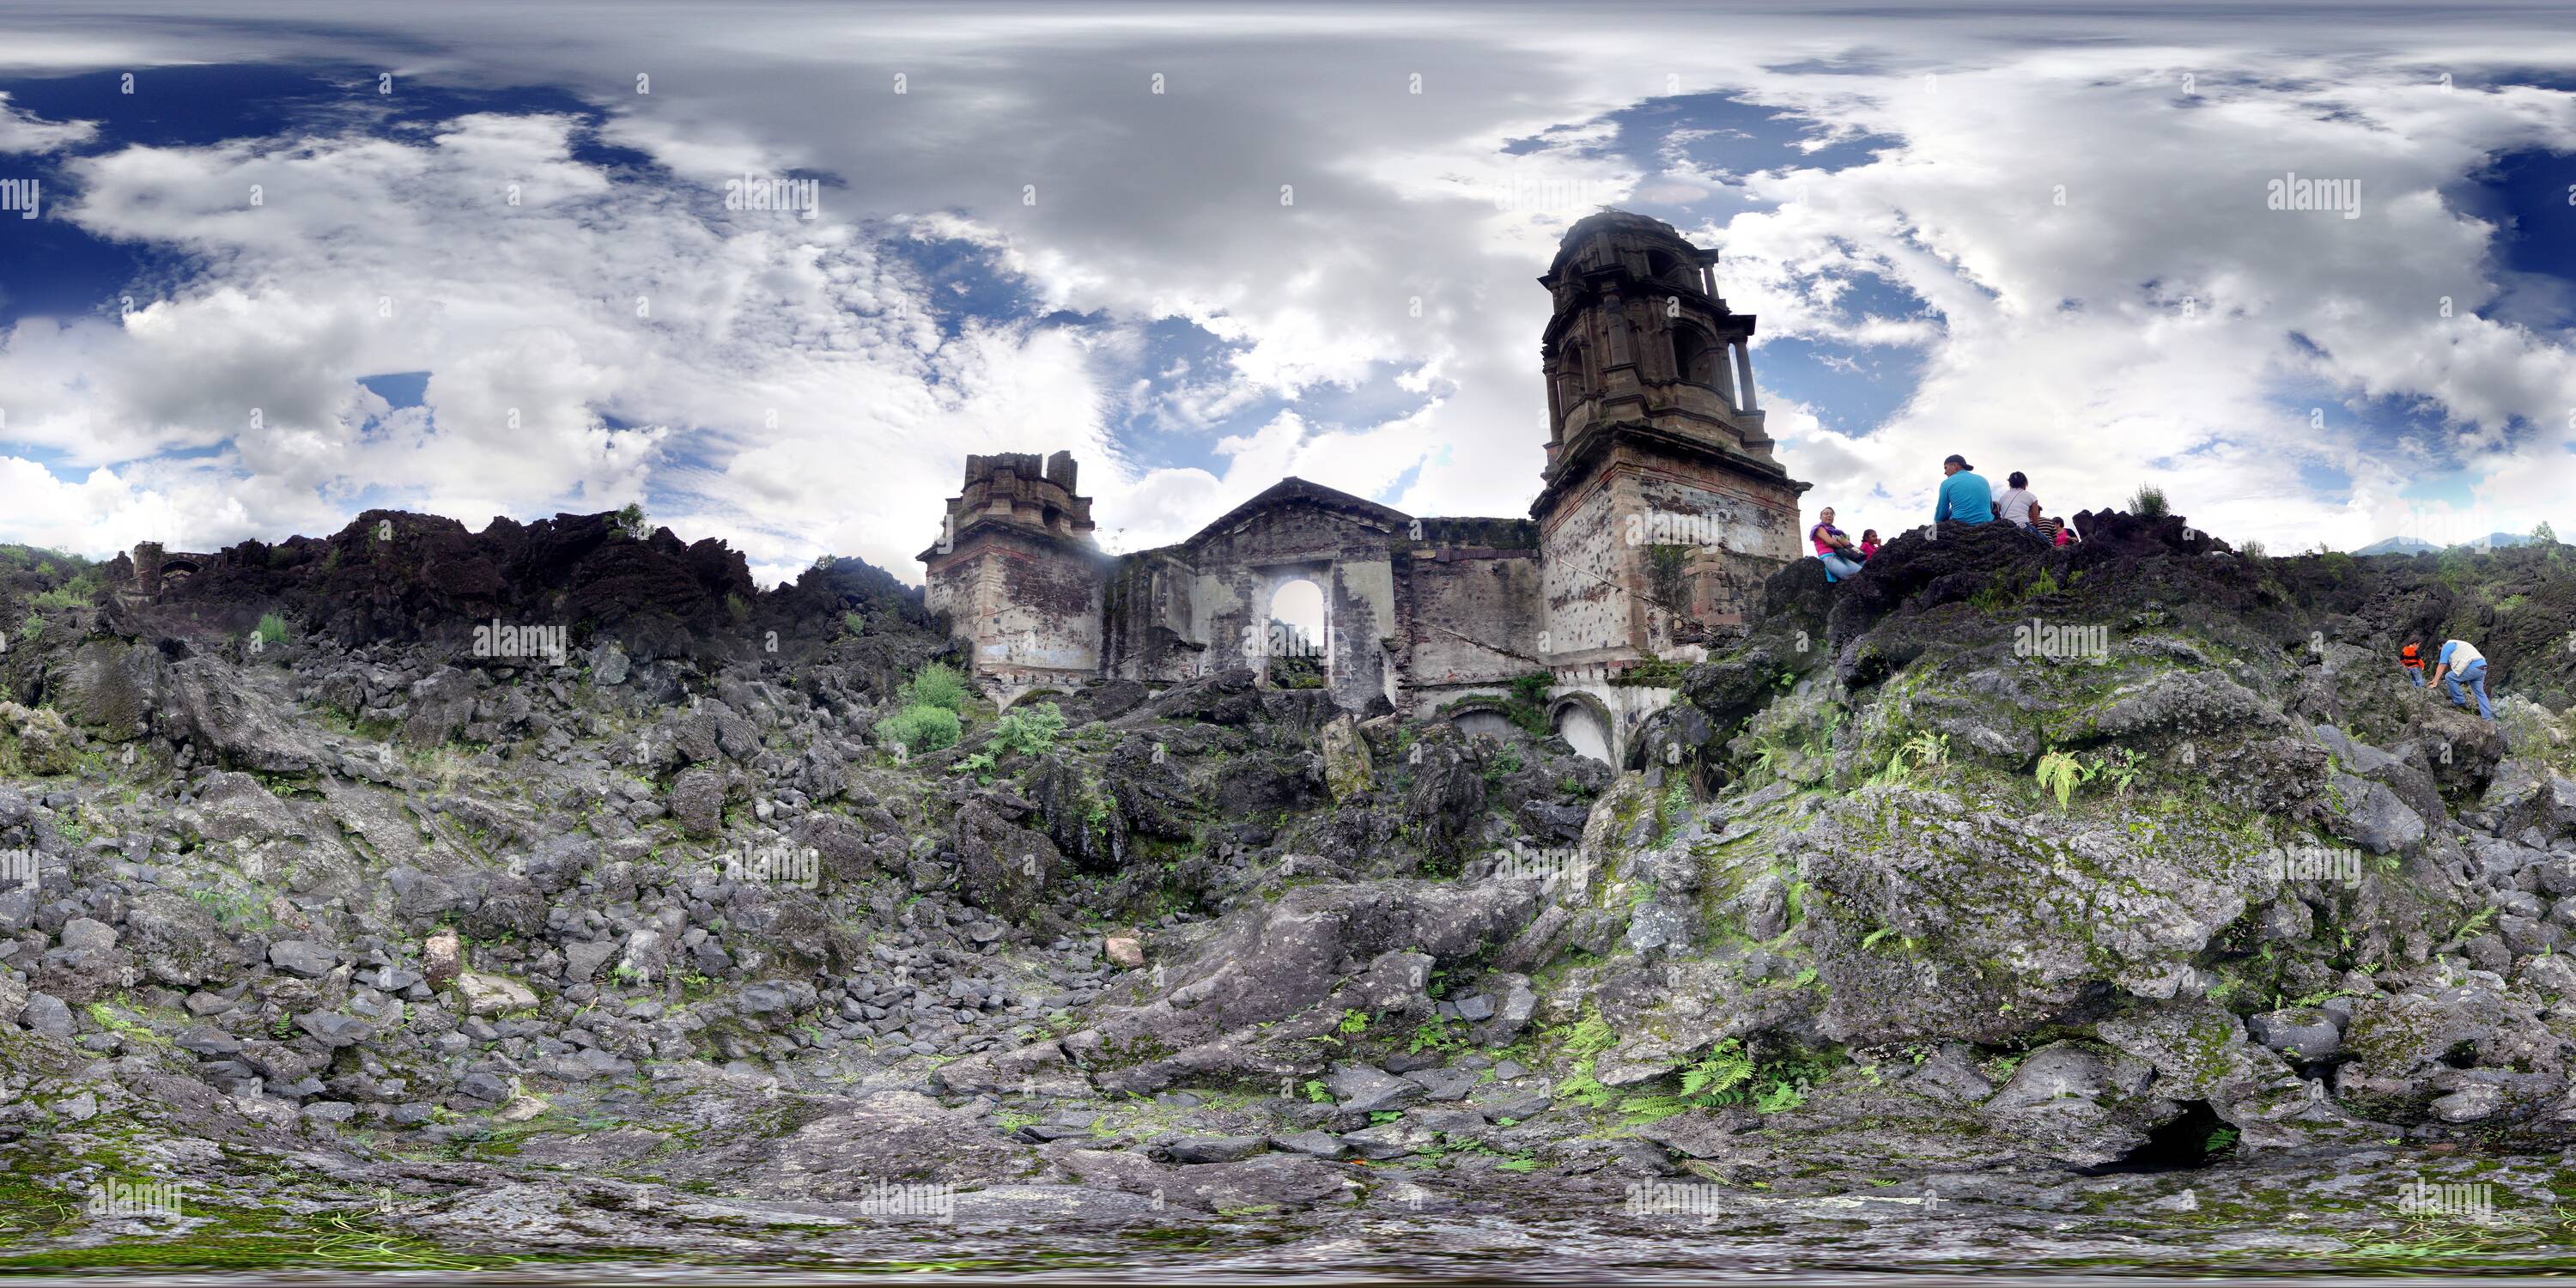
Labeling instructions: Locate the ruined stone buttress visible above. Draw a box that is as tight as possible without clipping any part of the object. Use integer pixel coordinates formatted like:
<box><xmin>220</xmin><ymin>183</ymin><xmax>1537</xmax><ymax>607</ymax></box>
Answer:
<box><xmin>920</xmin><ymin>210</ymin><xmax>1810</xmax><ymax>765</ymax></box>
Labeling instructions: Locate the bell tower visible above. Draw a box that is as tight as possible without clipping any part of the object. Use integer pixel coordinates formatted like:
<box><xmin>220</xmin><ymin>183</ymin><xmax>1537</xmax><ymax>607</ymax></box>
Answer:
<box><xmin>1530</xmin><ymin>211</ymin><xmax>1809</xmax><ymax>677</ymax></box>
<box><xmin>920</xmin><ymin>450</ymin><xmax>1110</xmax><ymax>703</ymax></box>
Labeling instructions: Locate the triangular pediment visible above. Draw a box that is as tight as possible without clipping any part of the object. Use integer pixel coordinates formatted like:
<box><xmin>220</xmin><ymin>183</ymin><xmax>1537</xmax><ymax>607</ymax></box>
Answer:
<box><xmin>1180</xmin><ymin>477</ymin><xmax>1413</xmax><ymax>550</ymax></box>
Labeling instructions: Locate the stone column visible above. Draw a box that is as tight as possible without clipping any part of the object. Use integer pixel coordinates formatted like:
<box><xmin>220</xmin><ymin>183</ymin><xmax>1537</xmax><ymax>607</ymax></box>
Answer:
<box><xmin>1601</xmin><ymin>291</ymin><xmax>1633</xmax><ymax>368</ymax></box>
<box><xmin>1541</xmin><ymin>353</ymin><xmax>1563</xmax><ymax>440</ymax></box>
<box><xmin>1732</xmin><ymin>339</ymin><xmax>1759</xmax><ymax>412</ymax></box>
<box><xmin>132</xmin><ymin>542</ymin><xmax>164</xmax><ymax>598</ymax></box>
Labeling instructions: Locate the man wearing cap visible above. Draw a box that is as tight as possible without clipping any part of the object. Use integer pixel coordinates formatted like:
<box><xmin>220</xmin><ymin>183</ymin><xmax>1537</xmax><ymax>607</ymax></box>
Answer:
<box><xmin>1933</xmin><ymin>453</ymin><xmax>1996</xmax><ymax>526</ymax></box>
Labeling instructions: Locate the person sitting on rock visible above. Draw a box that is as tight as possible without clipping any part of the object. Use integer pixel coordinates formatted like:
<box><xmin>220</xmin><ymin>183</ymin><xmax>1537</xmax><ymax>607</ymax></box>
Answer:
<box><xmin>2422</xmin><ymin>637</ymin><xmax>2494</xmax><ymax>720</ymax></box>
<box><xmin>1934</xmin><ymin>454</ymin><xmax>1996</xmax><ymax>526</ymax></box>
<box><xmin>2030</xmin><ymin>502</ymin><xmax>2077</xmax><ymax>546</ymax></box>
<box><xmin>1994</xmin><ymin>471</ymin><xmax>2041</xmax><ymax>533</ymax></box>
<box><xmin>1859</xmin><ymin>529</ymin><xmax>1881</xmax><ymax>557</ymax></box>
<box><xmin>1810</xmin><ymin>507</ymin><xmax>1865</xmax><ymax>580</ymax></box>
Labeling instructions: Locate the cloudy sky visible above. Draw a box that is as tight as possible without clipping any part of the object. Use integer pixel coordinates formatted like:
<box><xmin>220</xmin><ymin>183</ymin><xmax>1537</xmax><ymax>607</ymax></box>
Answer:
<box><xmin>0</xmin><ymin>1</ymin><xmax>2573</xmax><ymax>583</ymax></box>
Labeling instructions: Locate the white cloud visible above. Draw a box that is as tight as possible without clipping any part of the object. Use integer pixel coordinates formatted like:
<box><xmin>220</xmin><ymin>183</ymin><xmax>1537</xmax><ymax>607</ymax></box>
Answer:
<box><xmin>0</xmin><ymin>91</ymin><xmax>94</xmax><ymax>152</ymax></box>
<box><xmin>4</xmin><ymin>3</ymin><xmax>2576</xmax><ymax>583</ymax></box>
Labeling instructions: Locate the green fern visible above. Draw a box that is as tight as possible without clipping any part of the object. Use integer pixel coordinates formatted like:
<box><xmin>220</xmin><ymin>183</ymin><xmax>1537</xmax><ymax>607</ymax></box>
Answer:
<box><xmin>2095</xmin><ymin>747</ymin><xmax>2144</xmax><ymax>797</ymax></box>
<box><xmin>2035</xmin><ymin>749</ymin><xmax>2092</xmax><ymax>809</ymax></box>
<box><xmin>1869</xmin><ymin>730</ymin><xmax>1950</xmax><ymax>787</ymax></box>
<box><xmin>1680</xmin><ymin>1040</ymin><xmax>1754</xmax><ymax>1101</ymax></box>
<box><xmin>1753</xmin><ymin>1079</ymin><xmax>1809</xmax><ymax>1113</ymax></box>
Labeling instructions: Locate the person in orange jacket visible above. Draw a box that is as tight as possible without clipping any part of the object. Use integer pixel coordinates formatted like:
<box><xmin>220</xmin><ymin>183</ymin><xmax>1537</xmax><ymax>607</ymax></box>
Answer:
<box><xmin>2399</xmin><ymin>640</ymin><xmax>2423</xmax><ymax>681</ymax></box>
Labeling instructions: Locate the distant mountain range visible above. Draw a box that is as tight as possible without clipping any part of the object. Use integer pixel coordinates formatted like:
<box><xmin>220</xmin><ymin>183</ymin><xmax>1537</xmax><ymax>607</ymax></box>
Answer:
<box><xmin>2354</xmin><ymin>532</ymin><xmax>2536</xmax><ymax>556</ymax></box>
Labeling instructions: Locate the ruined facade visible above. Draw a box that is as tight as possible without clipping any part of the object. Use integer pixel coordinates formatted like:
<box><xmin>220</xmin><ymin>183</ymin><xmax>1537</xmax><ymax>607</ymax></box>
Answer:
<box><xmin>922</xmin><ymin>211</ymin><xmax>1810</xmax><ymax>763</ymax></box>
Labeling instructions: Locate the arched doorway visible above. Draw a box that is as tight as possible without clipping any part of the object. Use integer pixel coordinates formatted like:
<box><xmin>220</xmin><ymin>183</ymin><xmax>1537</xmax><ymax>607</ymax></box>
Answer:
<box><xmin>1550</xmin><ymin>695</ymin><xmax>1613</xmax><ymax>765</ymax></box>
<box><xmin>1450</xmin><ymin>708</ymin><xmax>1516</xmax><ymax>742</ymax></box>
<box><xmin>1264</xmin><ymin>577</ymin><xmax>1327</xmax><ymax>689</ymax></box>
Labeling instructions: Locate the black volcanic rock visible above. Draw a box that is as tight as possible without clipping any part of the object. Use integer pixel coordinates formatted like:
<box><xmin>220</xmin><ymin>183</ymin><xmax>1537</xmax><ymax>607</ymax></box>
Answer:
<box><xmin>112</xmin><ymin>509</ymin><xmax>922</xmax><ymax>666</ymax></box>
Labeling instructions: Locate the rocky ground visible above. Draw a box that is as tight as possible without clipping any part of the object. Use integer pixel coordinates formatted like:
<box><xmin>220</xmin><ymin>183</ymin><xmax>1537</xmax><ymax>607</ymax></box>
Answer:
<box><xmin>4</xmin><ymin>509</ymin><xmax>2576</xmax><ymax>1275</ymax></box>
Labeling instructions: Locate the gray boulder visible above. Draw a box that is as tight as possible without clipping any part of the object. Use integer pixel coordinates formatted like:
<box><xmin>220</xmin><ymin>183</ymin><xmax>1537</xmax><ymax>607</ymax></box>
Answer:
<box><xmin>122</xmin><ymin>891</ymin><xmax>234</xmax><ymax>987</ymax></box>
<box><xmin>666</xmin><ymin>767</ymin><xmax>726</xmax><ymax>839</ymax></box>
<box><xmin>167</xmin><ymin>659</ymin><xmax>329</xmax><ymax>775</ymax></box>
<box><xmin>951</xmin><ymin>799</ymin><xmax>1063</xmax><ymax>923</ymax></box>
<box><xmin>268</xmin><ymin>940</ymin><xmax>338</xmax><ymax>979</ymax></box>
<box><xmin>1794</xmin><ymin>786</ymin><xmax>2263</xmax><ymax>1046</ymax></box>
<box><xmin>21</xmin><ymin>990</ymin><xmax>73</xmax><ymax>1039</ymax></box>
<box><xmin>50</xmin><ymin>640</ymin><xmax>167</xmax><ymax>741</ymax></box>
<box><xmin>2247</xmin><ymin>1007</ymin><xmax>2342</xmax><ymax>1062</ymax></box>
<box><xmin>1327</xmin><ymin>1063</ymin><xmax>1425</xmax><ymax>1114</ymax></box>
<box><xmin>2325</xmin><ymin>773</ymin><xmax>2427</xmax><ymax>854</ymax></box>
<box><xmin>1978</xmin><ymin>1041</ymin><xmax>2174</xmax><ymax>1168</ymax></box>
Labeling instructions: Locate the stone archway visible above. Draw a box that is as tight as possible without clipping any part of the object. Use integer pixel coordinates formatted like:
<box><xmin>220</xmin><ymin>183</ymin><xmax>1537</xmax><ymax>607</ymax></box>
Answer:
<box><xmin>1549</xmin><ymin>694</ymin><xmax>1614</xmax><ymax>765</ymax></box>
<box><xmin>1445</xmin><ymin>700</ymin><xmax>1516</xmax><ymax>743</ymax></box>
<box><xmin>1258</xmin><ymin>571</ymin><xmax>1330</xmax><ymax>690</ymax></box>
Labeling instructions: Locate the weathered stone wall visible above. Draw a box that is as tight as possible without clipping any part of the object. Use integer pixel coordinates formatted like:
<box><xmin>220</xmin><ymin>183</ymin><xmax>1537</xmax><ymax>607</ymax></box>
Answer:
<box><xmin>1540</xmin><ymin>447</ymin><xmax>1801</xmax><ymax>670</ymax></box>
<box><xmin>1400</xmin><ymin>548</ymin><xmax>1543</xmax><ymax>712</ymax></box>
<box><xmin>1103</xmin><ymin>550</ymin><xmax>1203</xmax><ymax>684</ymax></box>
<box><xmin>1630</xmin><ymin>458</ymin><xmax>1801</xmax><ymax>644</ymax></box>
<box><xmin>923</xmin><ymin>528</ymin><xmax>1105</xmax><ymax>696</ymax></box>
<box><xmin>1539</xmin><ymin>474</ymin><xmax>1631</xmax><ymax>665</ymax></box>
<box><xmin>1182</xmin><ymin>499</ymin><xmax>1402</xmax><ymax>712</ymax></box>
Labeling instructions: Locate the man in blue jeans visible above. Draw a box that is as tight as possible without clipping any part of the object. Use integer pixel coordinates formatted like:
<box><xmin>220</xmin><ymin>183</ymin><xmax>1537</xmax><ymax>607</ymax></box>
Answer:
<box><xmin>2421</xmin><ymin>638</ymin><xmax>2494</xmax><ymax>720</ymax></box>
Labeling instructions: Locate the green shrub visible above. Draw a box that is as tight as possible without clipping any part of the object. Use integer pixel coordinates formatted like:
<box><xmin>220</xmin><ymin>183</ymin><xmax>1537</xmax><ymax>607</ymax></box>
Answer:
<box><xmin>27</xmin><ymin>583</ymin><xmax>92</xmax><ymax>610</ymax></box>
<box><xmin>2238</xmin><ymin>539</ymin><xmax>2265</xmax><ymax>560</ymax></box>
<box><xmin>841</xmin><ymin>611</ymin><xmax>866</xmax><ymax>637</ymax></box>
<box><xmin>1504</xmin><ymin>671</ymin><xmax>1555</xmax><ymax>736</ymax></box>
<box><xmin>2129</xmin><ymin>485</ymin><xmax>2169</xmax><ymax>519</ymax></box>
<box><xmin>988</xmin><ymin>702</ymin><xmax>1066</xmax><ymax>758</ymax></box>
<box><xmin>879</xmin><ymin>703</ymin><xmax>960</xmax><ymax>753</ymax></box>
<box><xmin>255</xmin><ymin>612</ymin><xmax>287</xmax><ymax>644</ymax></box>
<box><xmin>901</xmin><ymin>663</ymin><xmax>970</xmax><ymax>713</ymax></box>
<box><xmin>614</xmin><ymin>502</ymin><xmax>651</xmax><ymax>540</ymax></box>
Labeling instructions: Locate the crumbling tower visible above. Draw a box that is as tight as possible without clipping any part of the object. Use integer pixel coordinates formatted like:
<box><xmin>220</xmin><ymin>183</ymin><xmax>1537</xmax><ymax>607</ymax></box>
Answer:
<box><xmin>1529</xmin><ymin>211</ymin><xmax>1810</xmax><ymax>677</ymax></box>
<box><xmin>920</xmin><ymin>450</ymin><xmax>1109</xmax><ymax>700</ymax></box>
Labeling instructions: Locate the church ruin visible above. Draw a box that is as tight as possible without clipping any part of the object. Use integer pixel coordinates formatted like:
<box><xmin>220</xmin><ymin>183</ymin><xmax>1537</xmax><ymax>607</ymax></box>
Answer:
<box><xmin>920</xmin><ymin>211</ymin><xmax>1811</xmax><ymax>764</ymax></box>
